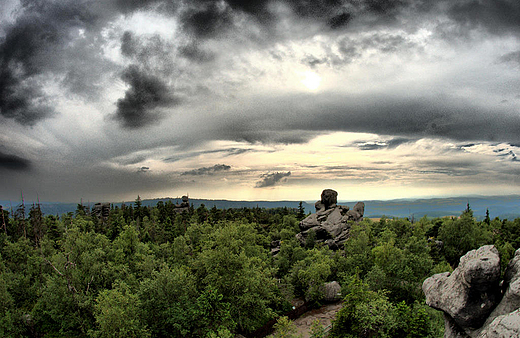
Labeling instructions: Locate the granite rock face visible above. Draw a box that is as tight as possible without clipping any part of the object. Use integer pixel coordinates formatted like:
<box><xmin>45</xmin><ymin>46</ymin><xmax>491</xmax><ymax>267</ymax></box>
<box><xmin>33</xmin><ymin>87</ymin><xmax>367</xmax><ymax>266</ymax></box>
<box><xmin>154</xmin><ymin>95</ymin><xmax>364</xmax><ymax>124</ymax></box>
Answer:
<box><xmin>296</xmin><ymin>189</ymin><xmax>364</xmax><ymax>250</ymax></box>
<box><xmin>423</xmin><ymin>246</ymin><xmax>520</xmax><ymax>338</ymax></box>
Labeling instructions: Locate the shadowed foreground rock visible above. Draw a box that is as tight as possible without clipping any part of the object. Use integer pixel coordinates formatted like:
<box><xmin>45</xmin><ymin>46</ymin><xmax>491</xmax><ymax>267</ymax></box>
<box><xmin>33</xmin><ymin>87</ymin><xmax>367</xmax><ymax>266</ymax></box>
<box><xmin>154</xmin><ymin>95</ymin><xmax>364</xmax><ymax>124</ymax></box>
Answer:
<box><xmin>296</xmin><ymin>189</ymin><xmax>364</xmax><ymax>250</ymax></box>
<box><xmin>423</xmin><ymin>245</ymin><xmax>520</xmax><ymax>337</ymax></box>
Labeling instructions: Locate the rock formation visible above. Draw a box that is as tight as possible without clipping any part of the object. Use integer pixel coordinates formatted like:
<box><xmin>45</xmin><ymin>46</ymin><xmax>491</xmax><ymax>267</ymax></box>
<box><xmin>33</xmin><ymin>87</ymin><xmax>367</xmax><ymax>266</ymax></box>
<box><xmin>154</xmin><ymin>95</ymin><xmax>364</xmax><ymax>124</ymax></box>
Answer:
<box><xmin>296</xmin><ymin>189</ymin><xmax>364</xmax><ymax>250</ymax></box>
<box><xmin>423</xmin><ymin>245</ymin><xmax>520</xmax><ymax>337</ymax></box>
<box><xmin>91</xmin><ymin>202</ymin><xmax>110</xmax><ymax>219</ymax></box>
<box><xmin>173</xmin><ymin>195</ymin><xmax>190</xmax><ymax>213</ymax></box>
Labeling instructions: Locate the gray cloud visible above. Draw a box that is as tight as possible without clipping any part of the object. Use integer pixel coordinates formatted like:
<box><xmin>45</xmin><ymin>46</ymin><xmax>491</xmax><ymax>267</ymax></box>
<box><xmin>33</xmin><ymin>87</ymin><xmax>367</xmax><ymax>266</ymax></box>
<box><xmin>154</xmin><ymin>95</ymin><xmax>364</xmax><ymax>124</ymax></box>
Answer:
<box><xmin>2</xmin><ymin>0</ymin><xmax>520</xmax><ymax>202</ymax></box>
<box><xmin>0</xmin><ymin>15</ymin><xmax>60</xmax><ymax>124</ymax></box>
<box><xmin>353</xmin><ymin>137</ymin><xmax>413</xmax><ymax>150</ymax></box>
<box><xmin>495</xmin><ymin>149</ymin><xmax>518</xmax><ymax>162</ymax></box>
<box><xmin>113</xmin><ymin>65</ymin><xmax>178</xmax><ymax>129</ymax></box>
<box><xmin>182</xmin><ymin>2</ymin><xmax>234</xmax><ymax>39</ymax></box>
<box><xmin>112</xmin><ymin>0</ymin><xmax>178</xmax><ymax>14</ymax></box>
<box><xmin>301</xmin><ymin>32</ymin><xmax>416</xmax><ymax>69</ymax></box>
<box><xmin>448</xmin><ymin>0</ymin><xmax>520</xmax><ymax>36</ymax></box>
<box><xmin>212</xmin><ymin>94</ymin><xmax>520</xmax><ymax>145</ymax></box>
<box><xmin>255</xmin><ymin>171</ymin><xmax>291</xmax><ymax>188</ymax></box>
<box><xmin>179</xmin><ymin>43</ymin><xmax>216</xmax><ymax>63</ymax></box>
<box><xmin>500</xmin><ymin>50</ymin><xmax>520</xmax><ymax>65</ymax></box>
<box><xmin>164</xmin><ymin>148</ymin><xmax>257</xmax><ymax>163</ymax></box>
<box><xmin>0</xmin><ymin>151</ymin><xmax>31</xmax><ymax>171</ymax></box>
<box><xmin>181</xmin><ymin>164</ymin><xmax>232</xmax><ymax>176</ymax></box>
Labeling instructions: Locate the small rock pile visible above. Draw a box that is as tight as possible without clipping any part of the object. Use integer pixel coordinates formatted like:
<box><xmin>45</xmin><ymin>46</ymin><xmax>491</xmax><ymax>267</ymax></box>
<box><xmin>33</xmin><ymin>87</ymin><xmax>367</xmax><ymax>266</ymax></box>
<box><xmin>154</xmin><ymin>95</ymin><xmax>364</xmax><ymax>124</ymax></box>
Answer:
<box><xmin>423</xmin><ymin>245</ymin><xmax>520</xmax><ymax>337</ymax></box>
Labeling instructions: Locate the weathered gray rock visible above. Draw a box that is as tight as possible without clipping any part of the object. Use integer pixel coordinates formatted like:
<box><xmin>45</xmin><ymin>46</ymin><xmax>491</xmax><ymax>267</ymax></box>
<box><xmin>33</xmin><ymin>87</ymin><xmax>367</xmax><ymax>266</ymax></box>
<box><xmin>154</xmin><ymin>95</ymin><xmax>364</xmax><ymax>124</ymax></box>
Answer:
<box><xmin>323</xmin><ymin>281</ymin><xmax>342</xmax><ymax>302</ymax></box>
<box><xmin>173</xmin><ymin>195</ymin><xmax>190</xmax><ymax>213</ymax></box>
<box><xmin>424</xmin><ymin>245</ymin><xmax>520</xmax><ymax>338</ymax></box>
<box><xmin>299</xmin><ymin>213</ymin><xmax>320</xmax><ymax>231</ymax></box>
<box><xmin>346</xmin><ymin>202</ymin><xmax>364</xmax><ymax>222</ymax></box>
<box><xmin>91</xmin><ymin>202</ymin><xmax>110</xmax><ymax>219</ymax></box>
<box><xmin>477</xmin><ymin>309</ymin><xmax>520</xmax><ymax>338</ymax></box>
<box><xmin>423</xmin><ymin>245</ymin><xmax>501</xmax><ymax>330</ymax></box>
<box><xmin>472</xmin><ymin>249</ymin><xmax>520</xmax><ymax>337</ymax></box>
<box><xmin>296</xmin><ymin>189</ymin><xmax>364</xmax><ymax>250</ymax></box>
<box><xmin>320</xmin><ymin>189</ymin><xmax>338</xmax><ymax>210</ymax></box>
<box><xmin>444</xmin><ymin>314</ymin><xmax>471</xmax><ymax>338</ymax></box>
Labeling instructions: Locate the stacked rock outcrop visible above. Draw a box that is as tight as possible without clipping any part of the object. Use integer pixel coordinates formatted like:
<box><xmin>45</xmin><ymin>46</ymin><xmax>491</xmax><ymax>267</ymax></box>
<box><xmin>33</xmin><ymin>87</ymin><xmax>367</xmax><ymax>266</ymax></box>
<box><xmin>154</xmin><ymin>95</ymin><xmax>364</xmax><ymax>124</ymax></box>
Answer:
<box><xmin>296</xmin><ymin>189</ymin><xmax>364</xmax><ymax>250</ymax></box>
<box><xmin>173</xmin><ymin>195</ymin><xmax>190</xmax><ymax>213</ymax></box>
<box><xmin>423</xmin><ymin>245</ymin><xmax>520</xmax><ymax>337</ymax></box>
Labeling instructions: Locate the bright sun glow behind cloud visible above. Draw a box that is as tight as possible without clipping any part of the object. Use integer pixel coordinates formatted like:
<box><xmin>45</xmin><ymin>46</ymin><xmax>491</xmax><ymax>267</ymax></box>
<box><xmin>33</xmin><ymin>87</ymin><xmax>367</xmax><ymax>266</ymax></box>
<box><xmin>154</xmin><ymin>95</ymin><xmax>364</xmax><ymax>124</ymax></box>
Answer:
<box><xmin>301</xmin><ymin>71</ymin><xmax>322</xmax><ymax>90</ymax></box>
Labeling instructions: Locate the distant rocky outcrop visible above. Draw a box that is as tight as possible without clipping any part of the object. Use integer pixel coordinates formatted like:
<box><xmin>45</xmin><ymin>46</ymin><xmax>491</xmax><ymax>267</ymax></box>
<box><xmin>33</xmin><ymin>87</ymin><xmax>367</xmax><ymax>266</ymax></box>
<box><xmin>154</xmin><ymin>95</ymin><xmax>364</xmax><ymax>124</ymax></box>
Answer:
<box><xmin>423</xmin><ymin>245</ymin><xmax>520</xmax><ymax>337</ymax></box>
<box><xmin>173</xmin><ymin>195</ymin><xmax>190</xmax><ymax>213</ymax></box>
<box><xmin>91</xmin><ymin>202</ymin><xmax>110</xmax><ymax>219</ymax></box>
<box><xmin>296</xmin><ymin>189</ymin><xmax>364</xmax><ymax>250</ymax></box>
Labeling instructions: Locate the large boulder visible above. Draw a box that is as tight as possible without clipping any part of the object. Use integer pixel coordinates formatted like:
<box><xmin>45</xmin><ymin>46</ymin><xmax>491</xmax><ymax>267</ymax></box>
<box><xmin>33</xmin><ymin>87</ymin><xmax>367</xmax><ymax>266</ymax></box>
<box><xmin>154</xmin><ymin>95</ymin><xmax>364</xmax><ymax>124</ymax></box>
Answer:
<box><xmin>323</xmin><ymin>281</ymin><xmax>342</xmax><ymax>302</ymax></box>
<box><xmin>423</xmin><ymin>245</ymin><xmax>520</xmax><ymax>337</ymax></box>
<box><xmin>423</xmin><ymin>245</ymin><xmax>501</xmax><ymax>330</ymax></box>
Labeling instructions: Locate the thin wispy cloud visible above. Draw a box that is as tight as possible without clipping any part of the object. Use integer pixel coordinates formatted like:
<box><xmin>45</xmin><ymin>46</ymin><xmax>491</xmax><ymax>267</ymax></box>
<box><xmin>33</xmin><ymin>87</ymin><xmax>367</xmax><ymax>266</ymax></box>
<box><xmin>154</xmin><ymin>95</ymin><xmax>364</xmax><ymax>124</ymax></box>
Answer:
<box><xmin>181</xmin><ymin>164</ymin><xmax>231</xmax><ymax>176</ymax></box>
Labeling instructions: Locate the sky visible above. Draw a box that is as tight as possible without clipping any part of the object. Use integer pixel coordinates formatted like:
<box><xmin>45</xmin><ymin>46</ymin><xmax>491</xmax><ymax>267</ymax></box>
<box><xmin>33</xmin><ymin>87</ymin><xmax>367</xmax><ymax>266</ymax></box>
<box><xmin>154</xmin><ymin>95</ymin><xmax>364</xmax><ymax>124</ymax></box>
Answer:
<box><xmin>1</xmin><ymin>0</ymin><xmax>520</xmax><ymax>203</ymax></box>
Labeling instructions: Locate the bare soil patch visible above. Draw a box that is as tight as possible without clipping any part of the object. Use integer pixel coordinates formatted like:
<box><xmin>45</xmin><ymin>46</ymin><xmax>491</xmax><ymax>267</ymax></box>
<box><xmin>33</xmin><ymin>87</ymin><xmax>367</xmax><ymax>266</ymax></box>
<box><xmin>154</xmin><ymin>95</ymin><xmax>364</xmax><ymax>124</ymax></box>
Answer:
<box><xmin>292</xmin><ymin>302</ymin><xmax>342</xmax><ymax>337</ymax></box>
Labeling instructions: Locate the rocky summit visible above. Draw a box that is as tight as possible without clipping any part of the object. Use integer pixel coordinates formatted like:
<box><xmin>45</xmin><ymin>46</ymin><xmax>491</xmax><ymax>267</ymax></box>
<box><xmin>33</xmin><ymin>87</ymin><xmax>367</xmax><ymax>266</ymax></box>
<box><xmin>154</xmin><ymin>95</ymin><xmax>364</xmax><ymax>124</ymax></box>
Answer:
<box><xmin>423</xmin><ymin>245</ymin><xmax>520</xmax><ymax>337</ymax></box>
<box><xmin>296</xmin><ymin>189</ymin><xmax>364</xmax><ymax>250</ymax></box>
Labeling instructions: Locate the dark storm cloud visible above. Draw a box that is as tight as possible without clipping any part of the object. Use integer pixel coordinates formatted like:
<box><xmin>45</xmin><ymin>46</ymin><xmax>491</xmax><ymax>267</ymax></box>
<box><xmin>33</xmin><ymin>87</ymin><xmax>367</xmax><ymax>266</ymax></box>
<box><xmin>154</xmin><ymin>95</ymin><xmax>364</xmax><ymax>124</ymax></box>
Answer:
<box><xmin>364</xmin><ymin>0</ymin><xmax>407</xmax><ymax>14</ymax></box>
<box><xmin>328</xmin><ymin>12</ymin><xmax>352</xmax><ymax>29</ymax></box>
<box><xmin>226</xmin><ymin>0</ymin><xmax>272</xmax><ymax>21</ymax></box>
<box><xmin>0</xmin><ymin>66</ymin><xmax>54</xmax><ymax>125</ymax></box>
<box><xmin>113</xmin><ymin>65</ymin><xmax>178</xmax><ymax>129</ymax></box>
<box><xmin>448</xmin><ymin>0</ymin><xmax>520</xmax><ymax>36</ymax></box>
<box><xmin>219</xmin><ymin>126</ymin><xmax>319</xmax><ymax>145</ymax></box>
<box><xmin>217</xmin><ymin>94</ymin><xmax>520</xmax><ymax>145</ymax></box>
<box><xmin>178</xmin><ymin>0</ymin><xmax>415</xmax><ymax>39</ymax></box>
<box><xmin>415</xmin><ymin>159</ymin><xmax>482</xmax><ymax>177</ymax></box>
<box><xmin>0</xmin><ymin>7</ymin><xmax>72</xmax><ymax>124</ymax></box>
<box><xmin>181</xmin><ymin>164</ymin><xmax>231</xmax><ymax>176</ymax></box>
<box><xmin>112</xmin><ymin>0</ymin><xmax>178</xmax><ymax>14</ymax></box>
<box><xmin>182</xmin><ymin>2</ymin><xmax>234</xmax><ymax>39</ymax></box>
<box><xmin>182</xmin><ymin>0</ymin><xmax>273</xmax><ymax>38</ymax></box>
<box><xmin>0</xmin><ymin>151</ymin><xmax>31</xmax><ymax>171</ymax></box>
<box><xmin>0</xmin><ymin>0</ymin><xmax>160</xmax><ymax>125</ymax></box>
<box><xmin>255</xmin><ymin>171</ymin><xmax>291</xmax><ymax>188</ymax></box>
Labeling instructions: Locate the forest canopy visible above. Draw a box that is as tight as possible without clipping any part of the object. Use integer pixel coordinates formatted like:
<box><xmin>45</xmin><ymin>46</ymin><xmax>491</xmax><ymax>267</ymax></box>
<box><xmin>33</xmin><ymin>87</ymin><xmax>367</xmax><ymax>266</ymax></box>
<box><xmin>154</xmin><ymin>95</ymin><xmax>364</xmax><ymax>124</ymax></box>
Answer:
<box><xmin>0</xmin><ymin>199</ymin><xmax>518</xmax><ymax>337</ymax></box>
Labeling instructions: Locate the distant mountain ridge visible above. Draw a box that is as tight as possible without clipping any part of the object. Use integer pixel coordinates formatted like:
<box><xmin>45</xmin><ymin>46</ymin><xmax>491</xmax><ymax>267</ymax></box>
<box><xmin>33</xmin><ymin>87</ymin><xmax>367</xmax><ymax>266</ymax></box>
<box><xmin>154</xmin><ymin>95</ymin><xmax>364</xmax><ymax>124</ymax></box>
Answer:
<box><xmin>1</xmin><ymin>195</ymin><xmax>519</xmax><ymax>221</ymax></box>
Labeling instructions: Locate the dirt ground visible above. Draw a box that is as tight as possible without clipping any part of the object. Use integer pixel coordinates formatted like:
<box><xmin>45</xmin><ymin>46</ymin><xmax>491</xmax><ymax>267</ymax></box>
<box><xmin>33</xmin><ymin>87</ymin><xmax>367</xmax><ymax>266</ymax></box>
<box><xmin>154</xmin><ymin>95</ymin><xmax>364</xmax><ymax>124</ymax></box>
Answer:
<box><xmin>292</xmin><ymin>302</ymin><xmax>343</xmax><ymax>337</ymax></box>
